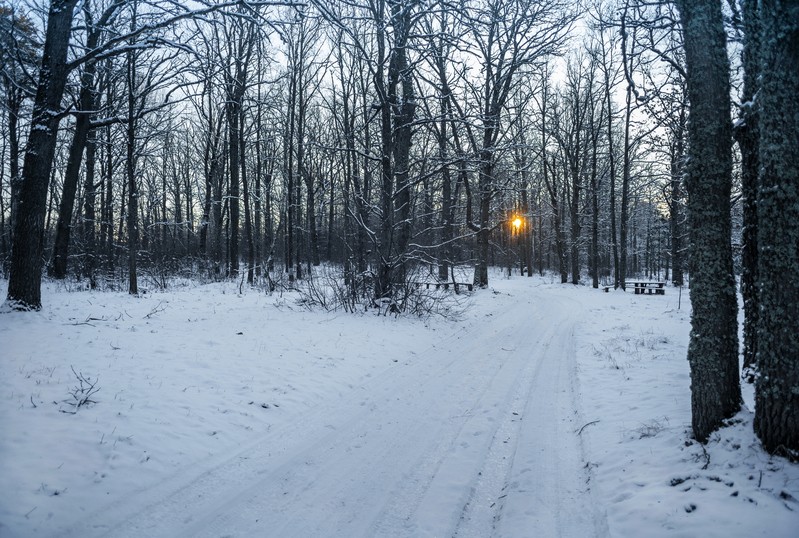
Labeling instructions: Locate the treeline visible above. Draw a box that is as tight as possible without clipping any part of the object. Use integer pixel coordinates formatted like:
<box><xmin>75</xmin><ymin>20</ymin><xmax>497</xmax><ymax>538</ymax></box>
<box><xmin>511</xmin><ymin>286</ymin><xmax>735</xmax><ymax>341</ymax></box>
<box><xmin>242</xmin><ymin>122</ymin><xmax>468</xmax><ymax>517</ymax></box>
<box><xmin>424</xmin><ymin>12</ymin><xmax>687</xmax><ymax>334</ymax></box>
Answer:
<box><xmin>1</xmin><ymin>0</ymin><xmax>685</xmax><ymax>301</ymax></box>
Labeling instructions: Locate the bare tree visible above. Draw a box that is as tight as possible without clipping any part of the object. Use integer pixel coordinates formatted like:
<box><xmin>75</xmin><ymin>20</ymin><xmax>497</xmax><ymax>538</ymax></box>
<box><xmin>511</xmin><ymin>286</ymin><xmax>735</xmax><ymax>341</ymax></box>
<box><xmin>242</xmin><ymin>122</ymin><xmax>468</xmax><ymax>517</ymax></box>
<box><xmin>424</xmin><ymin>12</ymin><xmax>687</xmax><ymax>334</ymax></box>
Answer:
<box><xmin>48</xmin><ymin>1</ymin><xmax>125</xmax><ymax>280</ymax></box>
<box><xmin>313</xmin><ymin>0</ymin><xmax>421</xmax><ymax>301</ymax></box>
<box><xmin>0</xmin><ymin>5</ymin><xmax>38</xmax><ymax>269</ymax></box>
<box><xmin>6</xmin><ymin>0</ymin><xmax>79</xmax><ymax>309</ymax></box>
<box><xmin>460</xmin><ymin>0</ymin><xmax>574</xmax><ymax>288</ymax></box>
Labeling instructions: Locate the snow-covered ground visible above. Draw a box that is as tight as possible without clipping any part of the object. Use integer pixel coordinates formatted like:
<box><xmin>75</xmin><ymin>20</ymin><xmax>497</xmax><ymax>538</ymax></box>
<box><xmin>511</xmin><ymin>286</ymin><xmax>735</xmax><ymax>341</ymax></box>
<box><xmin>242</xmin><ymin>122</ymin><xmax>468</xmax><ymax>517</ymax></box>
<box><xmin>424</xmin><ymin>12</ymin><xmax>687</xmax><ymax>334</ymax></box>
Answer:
<box><xmin>1</xmin><ymin>271</ymin><xmax>797</xmax><ymax>537</ymax></box>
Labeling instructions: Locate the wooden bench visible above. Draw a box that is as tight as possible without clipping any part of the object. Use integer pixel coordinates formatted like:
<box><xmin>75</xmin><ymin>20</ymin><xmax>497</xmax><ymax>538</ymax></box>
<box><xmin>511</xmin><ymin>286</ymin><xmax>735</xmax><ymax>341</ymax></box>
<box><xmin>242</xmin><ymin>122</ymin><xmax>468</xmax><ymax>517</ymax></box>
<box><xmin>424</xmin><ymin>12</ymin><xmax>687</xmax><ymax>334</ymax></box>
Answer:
<box><xmin>414</xmin><ymin>281</ymin><xmax>474</xmax><ymax>292</ymax></box>
<box><xmin>631</xmin><ymin>281</ymin><xmax>665</xmax><ymax>295</ymax></box>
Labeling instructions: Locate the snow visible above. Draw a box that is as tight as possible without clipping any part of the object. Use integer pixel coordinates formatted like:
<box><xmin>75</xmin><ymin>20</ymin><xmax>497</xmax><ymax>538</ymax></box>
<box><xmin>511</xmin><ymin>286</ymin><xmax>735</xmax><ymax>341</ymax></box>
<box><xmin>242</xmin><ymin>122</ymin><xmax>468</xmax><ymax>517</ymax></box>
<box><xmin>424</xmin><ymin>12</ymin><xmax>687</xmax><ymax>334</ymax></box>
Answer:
<box><xmin>1</xmin><ymin>272</ymin><xmax>797</xmax><ymax>537</ymax></box>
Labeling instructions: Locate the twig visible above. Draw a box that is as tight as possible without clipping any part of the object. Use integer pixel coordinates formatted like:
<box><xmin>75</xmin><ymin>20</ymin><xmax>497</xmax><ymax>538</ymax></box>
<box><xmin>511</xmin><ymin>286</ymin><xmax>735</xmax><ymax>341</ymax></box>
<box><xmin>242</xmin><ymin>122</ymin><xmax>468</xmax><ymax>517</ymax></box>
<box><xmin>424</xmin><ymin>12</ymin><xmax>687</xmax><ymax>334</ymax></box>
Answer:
<box><xmin>577</xmin><ymin>420</ymin><xmax>600</xmax><ymax>435</ymax></box>
<box><xmin>700</xmin><ymin>443</ymin><xmax>710</xmax><ymax>470</ymax></box>
<box><xmin>70</xmin><ymin>315</ymin><xmax>109</xmax><ymax>326</ymax></box>
<box><xmin>30</xmin><ymin>395</ymin><xmax>37</xmax><ymax>408</ymax></box>
<box><xmin>65</xmin><ymin>366</ymin><xmax>100</xmax><ymax>410</ymax></box>
<box><xmin>143</xmin><ymin>301</ymin><xmax>167</xmax><ymax>319</ymax></box>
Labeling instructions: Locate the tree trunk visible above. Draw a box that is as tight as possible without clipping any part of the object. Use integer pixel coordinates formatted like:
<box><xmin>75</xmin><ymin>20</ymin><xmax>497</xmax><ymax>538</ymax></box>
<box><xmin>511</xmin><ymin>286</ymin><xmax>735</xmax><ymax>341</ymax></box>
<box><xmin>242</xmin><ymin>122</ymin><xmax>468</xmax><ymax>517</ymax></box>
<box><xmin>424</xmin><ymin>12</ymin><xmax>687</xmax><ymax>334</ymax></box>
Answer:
<box><xmin>754</xmin><ymin>0</ymin><xmax>799</xmax><ymax>459</ymax></box>
<box><xmin>82</xmin><ymin>129</ymin><xmax>97</xmax><ymax>287</ymax></box>
<box><xmin>670</xmin><ymin>110</ymin><xmax>686</xmax><ymax>288</ymax></box>
<box><xmin>126</xmin><ymin>44</ymin><xmax>138</xmax><ymax>296</ymax></box>
<box><xmin>604</xmin><ymin>73</ymin><xmax>620</xmax><ymax>289</ymax></box>
<box><xmin>590</xmin><ymin>124</ymin><xmax>599</xmax><ymax>289</ymax></box>
<box><xmin>227</xmin><ymin>100</ymin><xmax>240</xmax><ymax>278</ymax></box>
<box><xmin>569</xmin><ymin>153</ymin><xmax>581</xmax><ymax>285</ymax></box>
<box><xmin>4</xmin><ymin>81</ymin><xmax>23</xmax><ymax>267</ymax></box>
<box><xmin>438</xmin><ymin>101</ymin><xmax>452</xmax><ymax>282</ymax></box>
<box><xmin>619</xmin><ymin>84</ymin><xmax>632</xmax><ymax>287</ymax></box>
<box><xmin>7</xmin><ymin>0</ymin><xmax>79</xmax><ymax>310</ymax></box>
<box><xmin>241</xmin><ymin>117</ymin><xmax>255</xmax><ymax>284</ymax></box>
<box><xmin>102</xmin><ymin>121</ymin><xmax>114</xmax><ymax>274</ymax></box>
<box><xmin>375</xmin><ymin>1</ymin><xmax>415</xmax><ymax>300</ymax></box>
<box><xmin>285</xmin><ymin>57</ymin><xmax>297</xmax><ymax>278</ymax></box>
<box><xmin>49</xmin><ymin>67</ymin><xmax>98</xmax><ymax>279</ymax></box>
<box><xmin>676</xmin><ymin>0</ymin><xmax>742</xmax><ymax>443</ymax></box>
<box><xmin>474</xmin><ymin>144</ymin><xmax>493</xmax><ymax>289</ymax></box>
<box><xmin>305</xmin><ymin>171</ymin><xmax>320</xmax><ymax>267</ymax></box>
<box><xmin>735</xmin><ymin>0</ymin><xmax>760</xmax><ymax>381</ymax></box>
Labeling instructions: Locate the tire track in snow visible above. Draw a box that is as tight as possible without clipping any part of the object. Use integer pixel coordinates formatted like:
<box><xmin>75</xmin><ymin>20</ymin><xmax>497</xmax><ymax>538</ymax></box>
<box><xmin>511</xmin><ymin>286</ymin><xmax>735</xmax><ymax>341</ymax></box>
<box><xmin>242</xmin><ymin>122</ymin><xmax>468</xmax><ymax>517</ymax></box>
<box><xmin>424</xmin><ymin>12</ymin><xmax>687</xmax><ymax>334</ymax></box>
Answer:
<box><xmin>66</xmin><ymin>305</ymin><xmax>504</xmax><ymax>537</ymax></box>
<box><xmin>491</xmin><ymin>295</ymin><xmax>609</xmax><ymax>538</ymax></box>
<box><xmin>367</xmin><ymin>302</ymin><xmax>555</xmax><ymax>537</ymax></box>
<box><xmin>66</xmin><ymin>286</ymin><xmax>607</xmax><ymax>537</ymax></box>
<box><xmin>451</xmin><ymin>310</ymin><xmax>563</xmax><ymax>538</ymax></box>
<box><xmin>187</xmin><ymin>296</ymin><xmax>543</xmax><ymax>537</ymax></box>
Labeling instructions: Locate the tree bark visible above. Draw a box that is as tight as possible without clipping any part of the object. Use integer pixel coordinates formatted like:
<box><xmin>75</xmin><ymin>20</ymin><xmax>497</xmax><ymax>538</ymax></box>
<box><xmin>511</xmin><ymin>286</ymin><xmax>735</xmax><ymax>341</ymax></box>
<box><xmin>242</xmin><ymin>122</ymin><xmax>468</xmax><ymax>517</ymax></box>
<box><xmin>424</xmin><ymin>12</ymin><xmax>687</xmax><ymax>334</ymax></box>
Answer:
<box><xmin>676</xmin><ymin>0</ymin><xmax>742</xmax><ymax>443</ymax></box>
<box><xmin>8</xmin><ymin>0</ymin><xmax>77</xmax><ymax>310</ymax></box>
<box><xmin>735</xmin><ymin>0</ymin><xmax>760</xmax><ymax>381</ymax></box>
<box><xmin>669</xmin><ymin>103</ymin><xmax>686</xmax><ymax>288</ymax></box>
<box><xmin>7</xmin><ymin>0</ymin><xmax>79</xmax><ymax>309</ymax></box>
<box><xmin>48</xmin><ymin>64</ymin><xmax>98</xmax><ymax>279</ymax></box>
<box><xmin>241</xmin><ymin>115</ymin><xmax>255</xmax><ymax>284</ymax></box>
<box><xmin>82</xmin><ymin>129</ymin><xmax>97</xmax><ymax>287</ymax></box>
<box><xmin>589</xmin><ymin>112</ymin><xmax>600</xmax><ymax>289</ymax></box>
<box><xmin>754</xmin><ymin>0</ymin><xmax>799</xmax><ymax>459</ymax></box>
<box><xmin>126</xmin><ymin>39</ymin><xmax>139</xmax><ymax>296</ymax></box>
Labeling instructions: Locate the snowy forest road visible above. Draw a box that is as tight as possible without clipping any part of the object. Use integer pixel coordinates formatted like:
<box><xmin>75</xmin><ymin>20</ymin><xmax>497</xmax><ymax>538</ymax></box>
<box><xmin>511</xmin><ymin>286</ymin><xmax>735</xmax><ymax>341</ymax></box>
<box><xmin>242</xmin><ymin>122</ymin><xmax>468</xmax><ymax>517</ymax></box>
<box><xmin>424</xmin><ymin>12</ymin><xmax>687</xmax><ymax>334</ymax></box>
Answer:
<box><xmin>70</xmin><ymin>288</ymin><xmax>607</xmax><ymax>538</ymax></box>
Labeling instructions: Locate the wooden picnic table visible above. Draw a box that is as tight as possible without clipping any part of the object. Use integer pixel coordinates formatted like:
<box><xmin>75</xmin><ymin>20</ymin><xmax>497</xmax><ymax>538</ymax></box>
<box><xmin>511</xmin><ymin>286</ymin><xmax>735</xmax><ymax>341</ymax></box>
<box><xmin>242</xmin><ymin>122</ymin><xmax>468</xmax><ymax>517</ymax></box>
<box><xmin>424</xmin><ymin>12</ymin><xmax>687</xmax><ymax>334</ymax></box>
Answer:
<box><xmin>630</xmin><ymin>281</ymin><xmax>665</xmax><ymax>295</ymax></box>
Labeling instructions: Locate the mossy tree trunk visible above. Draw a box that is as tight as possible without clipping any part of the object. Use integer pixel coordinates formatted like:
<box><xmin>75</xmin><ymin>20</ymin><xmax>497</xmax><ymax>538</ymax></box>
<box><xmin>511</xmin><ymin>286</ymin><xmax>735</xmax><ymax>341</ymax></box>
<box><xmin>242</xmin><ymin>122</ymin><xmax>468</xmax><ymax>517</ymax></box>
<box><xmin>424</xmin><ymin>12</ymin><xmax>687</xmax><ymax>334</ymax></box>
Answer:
<box><xmin>754</xmin><ymin>0</ymin><xmax>799</xmax><ymax>459</ymax></box>
<box><xmin>676</xmin><ymin>0</ymin><xmax>742</xmax><ymax>443</ymax></box>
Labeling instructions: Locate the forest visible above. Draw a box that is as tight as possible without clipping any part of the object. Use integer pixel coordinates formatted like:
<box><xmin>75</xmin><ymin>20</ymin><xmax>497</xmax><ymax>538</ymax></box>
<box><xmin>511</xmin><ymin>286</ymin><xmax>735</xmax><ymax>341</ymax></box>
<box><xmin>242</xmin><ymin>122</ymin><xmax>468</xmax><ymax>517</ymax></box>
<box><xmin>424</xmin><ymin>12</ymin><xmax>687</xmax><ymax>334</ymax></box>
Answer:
<box><xmin>1</xmin><ymin>0</ymin><xmax>797</xmax><ymax>457</ymax></box>
<box><xmin>1</xmin><ymin>0</ymin><xmax>692</xmax><ymax>300</ymax></box>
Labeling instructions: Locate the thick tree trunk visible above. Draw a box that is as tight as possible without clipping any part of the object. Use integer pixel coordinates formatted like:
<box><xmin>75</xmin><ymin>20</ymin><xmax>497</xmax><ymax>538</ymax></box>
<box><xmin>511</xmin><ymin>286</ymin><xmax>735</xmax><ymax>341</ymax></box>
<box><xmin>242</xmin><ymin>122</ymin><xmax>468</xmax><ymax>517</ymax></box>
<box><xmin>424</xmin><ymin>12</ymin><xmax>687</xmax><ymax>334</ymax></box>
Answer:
<box><xmin>754</xmin><ymin>0</ymin><xmax>799</xmax><ymax>459</ymax></box>
<box><xmin>677</xmin><ymin>0</ymin><xmax>742</xmax><ymax>443</ymax></box>
<box><xmin>7</xmin><ymin>0</ymin><xmax>79</xmax><ymax>310</ymax></box>
<box><xmin>49</xmin><ymin>71</ymin><xmax>97</xmax><ymax>279</ymax></box>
